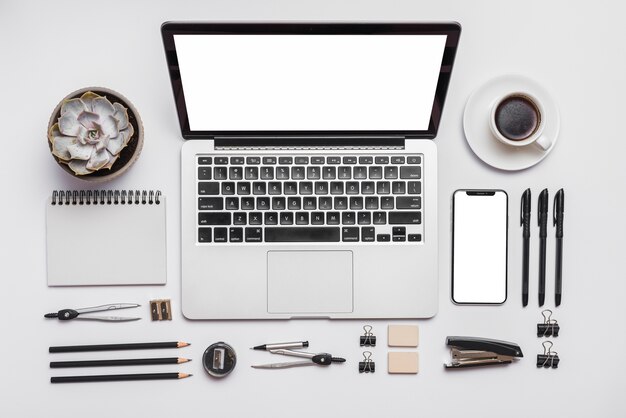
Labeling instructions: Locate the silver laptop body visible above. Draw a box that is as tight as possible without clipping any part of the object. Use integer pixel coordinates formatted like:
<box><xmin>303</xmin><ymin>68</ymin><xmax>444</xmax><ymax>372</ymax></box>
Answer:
<box><xmin>162</xmin><ymin>22</ymin><xmax>461</xmax><ymax>319</ymax></box>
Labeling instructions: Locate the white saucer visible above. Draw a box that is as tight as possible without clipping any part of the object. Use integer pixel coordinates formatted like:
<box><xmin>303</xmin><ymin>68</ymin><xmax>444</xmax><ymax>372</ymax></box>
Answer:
<box><xmin>463</xmin><ymin>74</ymin><xmax>560</xmax><ymax>171</ymax></box>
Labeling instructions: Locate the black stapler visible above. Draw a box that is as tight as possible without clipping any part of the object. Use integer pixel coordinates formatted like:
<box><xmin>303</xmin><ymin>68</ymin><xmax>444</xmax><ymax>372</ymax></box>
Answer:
<box><xmin>444</xmin><ymin>336</ymin><xmax>523</xmax><ymax>369</ymax></box>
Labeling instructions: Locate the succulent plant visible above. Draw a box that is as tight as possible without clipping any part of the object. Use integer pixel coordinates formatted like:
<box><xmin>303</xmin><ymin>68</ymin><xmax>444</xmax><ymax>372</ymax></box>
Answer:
<box><xmin>48</xmin><ymin>91</ymin><xmax>134</xmax><ymax>175</ymax></box>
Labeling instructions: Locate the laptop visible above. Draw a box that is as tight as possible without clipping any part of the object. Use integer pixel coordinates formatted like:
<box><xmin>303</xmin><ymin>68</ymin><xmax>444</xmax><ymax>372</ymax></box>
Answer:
<box><xmin>161</xmin><ymin>22</ymin><xmax>461</xmax><ymax>319</ymax></box>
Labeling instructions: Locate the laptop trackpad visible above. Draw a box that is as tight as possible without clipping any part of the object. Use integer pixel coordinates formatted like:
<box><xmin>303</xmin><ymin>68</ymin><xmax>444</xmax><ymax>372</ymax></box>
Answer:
<box><xmin>267</xmin><ymin>251</ymin><xmax>353</xmax><ymax>314</ymax></box>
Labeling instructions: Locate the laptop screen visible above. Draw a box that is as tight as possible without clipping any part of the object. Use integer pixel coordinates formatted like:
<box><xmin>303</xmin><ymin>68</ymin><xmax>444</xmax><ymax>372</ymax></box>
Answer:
<box><xmin>162</xmin><ymin>23</ymin><xmax>461</xmax><ymax>139</ymax></box>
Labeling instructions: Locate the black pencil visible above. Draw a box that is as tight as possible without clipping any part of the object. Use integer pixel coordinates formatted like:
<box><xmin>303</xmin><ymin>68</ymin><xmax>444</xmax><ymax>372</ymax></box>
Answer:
<box><xmin>49</xmin><ymin>341</ymin><xmax>190</xmax><ymax>353</ymax></box>
<box><xmin>51</xmin><ymin>372</ymin><xmax>191</xmax><ymax>383</ymax></box>
<box><xmin>50</xmin><ymin>357</ymin><xmax>191</xmax><ymax>368</ymax></box>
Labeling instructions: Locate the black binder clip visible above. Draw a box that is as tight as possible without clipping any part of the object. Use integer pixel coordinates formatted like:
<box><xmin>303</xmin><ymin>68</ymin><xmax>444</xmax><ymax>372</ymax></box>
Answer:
<box><xmin>537</xmin><ymin>341</ymin><xmax>560</xmax><ymax>369</ymax></box>
<box><xmin>537</xmin><ymin>310</ymin><xmax>560</xmax><ymax>337</ymax></box>
<box><xmin>360</xmin><ymin>325</ymin><xmax>376</xmax><ymax>347</ymax></box>
<box><xmin>444</xmin><ymin>336</ymin><xmax>524</xmax><ymax>369</ymax></box>
<box><xmin>359</xmin><ymin>351</ymin><xmax>375</xmax><ymax>373</ymax></box>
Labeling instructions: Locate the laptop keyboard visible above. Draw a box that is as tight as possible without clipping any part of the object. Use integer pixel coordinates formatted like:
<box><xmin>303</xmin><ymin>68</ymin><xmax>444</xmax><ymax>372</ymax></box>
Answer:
<box><xmin>196</xmin><ymin>154</ymin><xmax>423</xmax><ymax>243</ymax></box>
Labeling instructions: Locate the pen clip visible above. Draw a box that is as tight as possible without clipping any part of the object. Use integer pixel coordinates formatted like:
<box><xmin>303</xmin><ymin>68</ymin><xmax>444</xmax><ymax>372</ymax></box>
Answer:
<box><xmin>553</xmin><ymin>193</ymin><xmax>557</xmax><ymax>226</ymax></box>
<box><xmin>520</xmin><ymin>193</ymin><xmax>524</xmax><ymax>226</ymax></box>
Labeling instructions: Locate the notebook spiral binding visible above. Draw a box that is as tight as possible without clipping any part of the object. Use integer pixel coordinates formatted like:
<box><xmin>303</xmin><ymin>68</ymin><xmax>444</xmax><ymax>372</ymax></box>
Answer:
<box><xmin>51</xmin><ymin>190</ymin><xmax>162</xmax><ymax>206</ymax></box>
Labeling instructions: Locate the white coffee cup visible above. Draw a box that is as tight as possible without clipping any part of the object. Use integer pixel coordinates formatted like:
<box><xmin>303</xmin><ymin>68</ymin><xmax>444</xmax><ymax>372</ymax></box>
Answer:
<box><xmin>489</xmin><ymin>92</ymin><xmax>552</xmax><ymax>150</ymax></box>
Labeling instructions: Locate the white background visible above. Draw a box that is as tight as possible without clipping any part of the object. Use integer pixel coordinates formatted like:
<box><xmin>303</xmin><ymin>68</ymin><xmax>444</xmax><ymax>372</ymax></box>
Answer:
<box><xmin>1</xmin><ymin>1</ymin><xmax>625</xmax><ymax>417</ymax></box>
<box><xmin>175</xmin><ymin>34</ymin><xmax>446</xmax><ymax>130</ymax></box>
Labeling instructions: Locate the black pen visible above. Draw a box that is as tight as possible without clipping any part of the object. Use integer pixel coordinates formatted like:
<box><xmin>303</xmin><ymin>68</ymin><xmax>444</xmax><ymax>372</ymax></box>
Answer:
<box><xmin>554</xmin><ymin>189</ymin><xmax>565</xmax><ymax>306</ymax></box>
<box><xmin>521</xmin><ymin>189</ymin><xmax>531</xmax><ymax>307</ymax></box>
<box><xmin>538</xmin><ymin>189</ymin><xmax>549</xmax><ymax>307</ymax></box>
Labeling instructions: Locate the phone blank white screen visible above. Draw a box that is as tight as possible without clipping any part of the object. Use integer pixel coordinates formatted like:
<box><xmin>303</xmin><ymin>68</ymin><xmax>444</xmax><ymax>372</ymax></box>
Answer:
<box><xmin>173</xmin><ymin>34</ymin><xmax>447</xmax><ymax>131</ymax></box>
<box><xmin>453</xmin><ymin>192</ymin><xmax>508</xmax><ymax>304</ymax></box>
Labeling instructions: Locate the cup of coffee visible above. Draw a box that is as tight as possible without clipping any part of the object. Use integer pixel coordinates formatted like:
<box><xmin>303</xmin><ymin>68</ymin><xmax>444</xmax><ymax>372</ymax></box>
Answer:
<box><xmin>489</xmin><ymin>92</ymin><xmax>551</xmax><ymax>150</ymax></box>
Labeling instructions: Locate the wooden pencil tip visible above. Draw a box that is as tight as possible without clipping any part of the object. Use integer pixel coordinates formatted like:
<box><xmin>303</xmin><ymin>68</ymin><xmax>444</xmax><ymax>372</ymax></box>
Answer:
<box><xmin>177</xmin><ymin>342</ymin><xmax>191</xmax><ymax>348</ymax></box>
<box><xmin>179</xmin><ymin>373</ymin><xmax>192</xmax><ymax>379</ymax></box>
<box><xmin>178</xmin><ymin>358</ymin><xmax>191</xmax><ymax>363</ymax></box>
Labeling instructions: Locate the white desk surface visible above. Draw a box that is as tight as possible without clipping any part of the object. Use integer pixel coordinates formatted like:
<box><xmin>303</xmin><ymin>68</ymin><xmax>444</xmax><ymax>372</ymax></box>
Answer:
<box><xmin>1</xmin><ymin>0</ymin><xmax>624</xmax><ymax>416</ymax></box>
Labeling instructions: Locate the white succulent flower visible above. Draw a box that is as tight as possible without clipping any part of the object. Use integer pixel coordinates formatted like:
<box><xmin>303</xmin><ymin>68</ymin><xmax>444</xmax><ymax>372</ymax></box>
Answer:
<box><xmin>48</xmin><ymin>91</ymin><xmax>134</xmax><ymax>175</ymax></box>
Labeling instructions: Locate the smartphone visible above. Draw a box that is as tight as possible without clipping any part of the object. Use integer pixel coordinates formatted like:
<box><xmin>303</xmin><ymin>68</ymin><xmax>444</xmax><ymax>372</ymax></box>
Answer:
<box><xmin>452</xmin><ymin>190</ymin><xmax>508</xmax><ymax>304</ymax></box>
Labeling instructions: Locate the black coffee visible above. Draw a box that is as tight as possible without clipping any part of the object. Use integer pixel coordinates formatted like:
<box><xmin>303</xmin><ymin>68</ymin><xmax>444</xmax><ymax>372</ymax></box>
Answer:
<box><xmin>494</xmin><ymin>95</ymin><xmax>541</xmax><ymax>141</ymax></box>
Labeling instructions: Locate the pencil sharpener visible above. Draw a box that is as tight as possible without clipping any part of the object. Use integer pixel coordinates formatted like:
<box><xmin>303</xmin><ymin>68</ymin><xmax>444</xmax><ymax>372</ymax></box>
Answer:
<box><xmin>203</xmin><ymin>342</ymin><xmax>236</xmax><ymax>378</ymax></box>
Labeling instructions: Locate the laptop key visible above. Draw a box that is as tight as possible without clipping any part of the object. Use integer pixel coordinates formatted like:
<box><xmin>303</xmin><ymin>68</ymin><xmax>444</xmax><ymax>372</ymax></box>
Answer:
<box><xmin>377</xmin><ymin>181</ymin><xmax>390</xmax><ymax>194</ymax></box>
<box><xmin>198</xmin><ymin>167</ymin><xmax>211</xmax><ymax>180</ymax></box>
<box><xmin>230</xmin><ymin>157</ymin><xmax>244</xmax><ymax>165</ymax></box>
<box><xmin>214</xmin><ymin>227</ymin><xmax>227</xmax><ymax>242</ymax></box>
<box><xmin>213</xmin><ymin>167</ymin><xmax>227</xmax><ymax>180</ymax></box>
<box><xmin>249</xmin><ymin>212</ymin><xmax>262</xmax><ymax>225</ymax></box>
<box><xmin>198</xmin><ymin>227</ymin><xmax>212</xmax><ymax>243</ymax></box>
<box><xmin>261</xmin><ymin>167</ymin><xmax>274</xmax><ymax>180</ymax></box>
<box><xmin>354</xmin><ymin>166</ymin><xmax>367</xmax><ymax>179</ymax></box>
<box><xmin>408</xmin><ymin>181</ymin><xmax>422</xmax><ymax>194</ymax></box>
<box><xmin>346</xmin><ymin>182</ymin><xmax>359</xmax><ymax>195</ymax></box>
<box><xmin>381</xmin><ymin>197</ymin><xmax>394</xmax><ymax>209</ymax></box>
<box><xmin>392</xmin><ymin>181</ymin><xmax>406</xmax><ymax>194</ymax></box>
<box><xmin>397</xmin><ymin>196</ymin><xmax>421</xmax><ymax>209</ymax></box>
<box><xmin>284</xmin><ymin>182</ymin><xmax>298</xmax><ymax>195</ymax></box>
<box><xmin>327</xmin><ymin>212</ymin><xmax>340</xmax><ymax>225</ymax></box>
<box><xmin>303</xmin><ymin>197</ymin><xmax>316</xmax><ymax>210</ymax></box>
<box><xmin>263</xmin><ymin>156</ymin><xmax>277</xmax><ymax>164</ymax></box>
<box><xmin>361</xmin><ymin>182</ymin><xmax>375</xmax><ymax>194</ymax></box>
<box><xmin>323</xmin><ymin>166</ymin><xmax>336</xmax><ymax>179</ymax></box>
<box><xmin>230</xmin><ymin>227</ymin><xmax>243</xmax><ymax>242</ymax></box>
<box><xmin>265</xmin><ymin>212</ymin><xmax>278</xmax><ymax>225</ymax></box>
<box><xmin>245</xmin><ymin>227</ymin><xmax>262</xmax><ymax>242</ymax></box>
<box><xmin>291</xmin><ymin>166</ymin><xmax>305</xmax><ymax>179</ymax></box>
<box><xmin>295</xmin><ymin>156</ymin><xmax>309</xmax><ymax>165</ymax></box>
<box><xmin>338</xmin><ymin>166</ymin><xmax>352</xmax><ymax>179</ymax></box>
<box><xmin>296</xmin><ymin>212</ymin><xmax>309</xmax><ymax>225</ymax></box>
<box><xmin>198</xmin><ymin>197</ymin><xmax>223</xmax><ymax>210</ymax></box>
<box><xmin>384</xmin><ymin>166</ymin><xmax>398</xmax><ymax>179</ymax></box>
<box><xmin>299</xmin><ymin>182</ymin><xmax>313</xmax><ymax>195</ymax></box>
<box><xmin>307</xmin><ymin>166</ymin><xmax>321</xmax><ymax>180</ymax></box>
<box><xmin>268</xmin><ymin>182</ymin><xmax>282</xmax><ymax>195</ymax></box>
<box><xmin>391</xmin><ymin>156</ymin><xmax>405</xmax><ymax>164</ymax></box>
<box><xmin>327</xmin><ymin>157</ymin><xmax>341</xmax><ymax>164</ymax></box>
<box><xmin>400</xmin><ymin>166</ymin><xmax>421</xmax><ymax>179</ymax></box>
<box><xmin>265</xmin><ymin>227</ymin><xmax>340</xmax><ymax>242</ymax></box>
<box><xmin>279</xmin><ymin>157</ymin><xmax>293</xmax><ymax>165</ymax></box>
<box><xmin>350</xmin><ymin>197</ymin><xmax>364</xmax><ymax>210</ymax></box>
<box><xmin>280</xmin><ymin>212</ymin><xmax>294</xmax><ymax>225</ymax></box>
<box><xmin>319</xmin><ymin>196</ymin><xmax>333</xmax><ymax>210</ymax></box>
<box><xmin>334</xmin><ymin>197</ymin><xmax>347</xmax><ymax>210</ymax></box>
<box><xmin>276</xmin><ymin>167</ymin><xmax>290</xmax><ymax>179</ymax></box>
<box><xmin>222</xmin><ymin>182</ymin><xmax>235</xmax><ymax>195</ymax></box>
<box><xmin>315</xmin><ymin>181</ymin><xmax>328</xmax><ymax>195</ymax></box>
<box><xmin>257</xmin><ymin>197</ymin><xmax>270</xmax><ymax>210</ymax></box>
<box><xmin>199</xmin><ymin>212</ymin><xmax>231</xmax><ymax>225</ymax></box>
<box><xmin>241</xmin><ymin>197</ymin><xmax>255</xmax><ymax>210</ymax></box>
<box><xmin>311</xmin><ymin>212</ymin><xmax>324</xmax><ymax>225</ymax></box>
<box><xmin>373</xmin><ymin>212</ymin><xmax>386</xmax><ymax>224</ymax></box>
<box><xmin>229</xmin><ymin>167</ymin><xmax>243</xmax><ymax>180</ymax></box>
<box><xmin>246</xmin><ymin>157</ymin><xmax>260</xmax><ymax>165</ymax></box>
<box><xmin>377</xmin><ymin>234</ymin><xmax>390</xmax><ymax>242</ymax></box>
<box><xmin>359</xmin><ymin>156</ymin><xmax>373</xmax><ymax>164</ymax></box>
<box><xmin>389</xmin><ymin>211</ymin><xmax>421</xmax><ymax>224</ymax></box>
<box><xmin>237</xmin><ymin>182</ymin><xmax>251</xmax><ymax>195</ymax></box>
<box><xmin>343</xmin><ymin>156</ymin><xmax>357</xmax><ymax>164</ymax></box>
<box><xmin>253</xmin><ymin>182</ymin><xmax>266</xmax><ymax>195</ymax></box>
<box><xmin>408</xmin><ymin>234</ymin><xmax>422</xmax><ymax>242</ymax></box>
<box><xmin>358</xmin><ymin>212</ymin><xmax>371</xmax><ymax>225</ymax></box>
<box><xmin>408</xmin><ymin>156</ymin><xmax>421</xmax><ymax>164</ymax></box>
<box><xmin>342</xmin><ymin>227</ymin><xmax>359</xmax><ymax>242</ymax></box>
<box><xmin>225</xmin><ymin>197</ymin><xmax>239</xmax><ymax>210</ymax></box>
<box><xmin>330</xmin><ymin>182</ymin><xmax>344</xmax><ymax>195</ymax></box>
<box><xmin>375</xmin><ymin>156</ymin><xmax>389</xmax><ymax>164</ymax></box>
<box><xmin>369</xmin><ymin>166</ymin><xmax>382</xmax><ymax>179</ymax></box>
<box><xmin>272</xmin><ymin>197</ymin><xmax>286</xmax><ymax>210</ymax></box>
<box><xmin>288</xmin><ymin>197</ymin><xmax>301</xmax><ymax>210</ymax></box>
<box><xmin>198</xmin><ymin>182</ymin><xmax>219</xmax><ymax>195</ymax></box>
<box><xmin>198</xmin><ymin>156</ymin><xmax>212</xmax><ymax>165</ymax></box>
<box><xmin>362</xmin><ymin>227</ymin><xmax>375</xmax><ymax>241</ymax></box>
<box><xmin>342</xmin><ymin>212</ymin><xmax>356</xmax><ymax>225</ymax></box>
<box><xmin>312</xmin><ymin>156</ymin><xmax>325</xmax><ymax>164</ymax></box>
<box><xmin>214</xmin><ymin>157</ymin><xmax>228</xmax><ymax>165</ymax></box>
<box><xmin>233</xmin><ymin>212</ymin><xmax>247</xmax><ymax>225</ymax></box>
<box><xmin>365</xmin><ymin>196</ymin><xmax>379</xmax><ymax>210</ymax></box>
<box><xmin>245</xmin><ymin>167</ymin><xmax>258</xmax><ymax>180</ymax></box>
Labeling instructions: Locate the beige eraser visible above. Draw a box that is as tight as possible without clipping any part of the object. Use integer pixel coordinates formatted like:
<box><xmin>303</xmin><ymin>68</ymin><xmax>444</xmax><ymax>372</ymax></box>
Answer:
<box><xmin>388</xmin><ymin>352</ymin><xmax>419</xmax><ymax>374</ymax></box>
<box><xmin>388</xmin><ymin>325</ymin><xmax>419</xmax><ymax>347</ymax></box>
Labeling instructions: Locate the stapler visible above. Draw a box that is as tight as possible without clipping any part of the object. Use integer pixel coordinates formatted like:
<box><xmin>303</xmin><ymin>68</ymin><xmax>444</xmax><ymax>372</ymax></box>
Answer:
<box><xmin>444</xmin><ymin>336</ymin><xmax>523</xmax><ymax>369</ymax></box>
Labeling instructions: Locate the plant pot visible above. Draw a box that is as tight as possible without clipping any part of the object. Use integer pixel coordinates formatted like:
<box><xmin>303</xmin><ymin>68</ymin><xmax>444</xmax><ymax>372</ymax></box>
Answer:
<box><xmin>47</xmin><ymin>87</ymin><xmax>144</xmax><ymax>182</ymax></box>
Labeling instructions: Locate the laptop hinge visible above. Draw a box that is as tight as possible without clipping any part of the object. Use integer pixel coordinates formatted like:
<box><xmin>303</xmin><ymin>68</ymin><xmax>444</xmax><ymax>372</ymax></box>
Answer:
<box><xmin>213</xmin><ymin>135</ymin><xmax>406</xmax><ymax>149</ymax></box>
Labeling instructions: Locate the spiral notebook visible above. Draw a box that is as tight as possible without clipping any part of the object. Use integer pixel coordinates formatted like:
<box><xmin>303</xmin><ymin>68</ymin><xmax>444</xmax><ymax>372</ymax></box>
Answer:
<box><xmin>46</xmin><ymin>190</ymin><xmax>167</xmax><ymax>286</ymax></box>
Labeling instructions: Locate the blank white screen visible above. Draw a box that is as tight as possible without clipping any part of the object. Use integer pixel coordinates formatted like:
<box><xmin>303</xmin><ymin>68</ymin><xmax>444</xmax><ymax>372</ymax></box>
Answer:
<box><xmin>173</xmin><ymin>34</ymin><xmax>447</xmax><ymax>131</ymax></box>
<box><xmin>453</xmin><ymin>192</ymin><xmax>508</xmax><ymax>304</ymax></box>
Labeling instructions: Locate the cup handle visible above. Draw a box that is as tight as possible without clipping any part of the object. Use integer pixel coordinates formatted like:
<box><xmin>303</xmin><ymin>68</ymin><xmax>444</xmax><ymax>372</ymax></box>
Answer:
<box><xmin>534</xmin><ymin>135</ymin><xmax>552</xmax><ymax>151</ymax></box>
